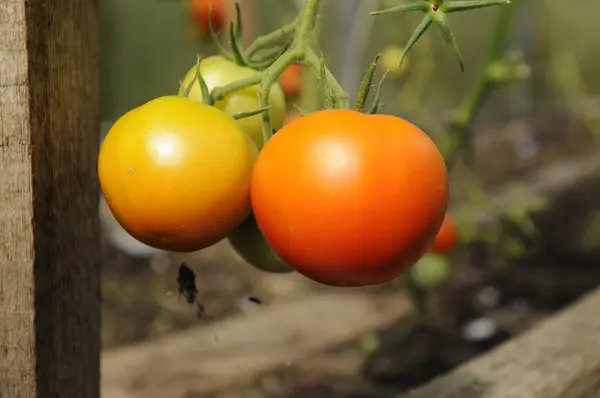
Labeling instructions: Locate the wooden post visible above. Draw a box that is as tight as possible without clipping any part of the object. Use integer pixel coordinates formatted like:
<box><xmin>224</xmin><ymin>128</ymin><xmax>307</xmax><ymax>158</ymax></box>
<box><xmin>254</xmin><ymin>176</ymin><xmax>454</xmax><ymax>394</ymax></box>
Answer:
<box><xmin>0</xmin><ymin>1</ymin><xmax>100</xmax><ymax>397</ymax></box>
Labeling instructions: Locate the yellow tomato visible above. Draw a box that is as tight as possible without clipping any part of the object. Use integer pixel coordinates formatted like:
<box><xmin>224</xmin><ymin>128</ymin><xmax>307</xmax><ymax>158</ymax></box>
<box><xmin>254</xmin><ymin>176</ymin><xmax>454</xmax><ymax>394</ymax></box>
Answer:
<box><xmin>178</xmin><ymin>56</ymin><xmax>286</xmax><ymax>149</ymax></box>
<box><xmin>98</xmin><ymin>95</ymin><xmax>258</xmax><ymax>252</ymax></box>
<box><xmin>381</xmin><ymin>45</ymin><xmax>411</xmax><ymax>78</ymax></box>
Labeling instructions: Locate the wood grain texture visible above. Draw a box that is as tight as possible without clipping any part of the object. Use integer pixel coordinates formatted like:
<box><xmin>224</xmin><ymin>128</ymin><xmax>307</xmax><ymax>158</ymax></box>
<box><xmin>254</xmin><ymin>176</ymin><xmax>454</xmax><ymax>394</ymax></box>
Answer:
<box><xmin>398</xmin><ymin>286</ymin><xmax>600</xmax><ymax>398</ymax></box>
<box><xmin>0</xmin><ymin>1</ymin><xmax>100</xmax><ymax>397</ymax></box>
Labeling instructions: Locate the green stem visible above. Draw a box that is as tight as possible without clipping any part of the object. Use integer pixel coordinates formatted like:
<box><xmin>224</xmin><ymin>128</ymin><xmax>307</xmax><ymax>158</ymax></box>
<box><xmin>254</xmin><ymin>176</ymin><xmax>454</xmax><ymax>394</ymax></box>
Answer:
<box><xmin>244</xmin><ymin>21</ymin><xmax>297</xmax><ymax>60</ymax></box>
<box><xmin>443</xmin><ymin>1</ymin><xmax>521</xmax><ymax>165</ymax></box>
<box><xmin>304</xmin><ymin>48</ymin><xmax>349</xmax><ymax>108</ymax></box>
<box><xmin>211</xmin><ymin>73</ymin><xmax>264</xmax><ymax>103</ymax></box>
<box><xmin>294</xmin><ymin>0</ymin><xmax>321</xmax><ymax>44</ymax></box>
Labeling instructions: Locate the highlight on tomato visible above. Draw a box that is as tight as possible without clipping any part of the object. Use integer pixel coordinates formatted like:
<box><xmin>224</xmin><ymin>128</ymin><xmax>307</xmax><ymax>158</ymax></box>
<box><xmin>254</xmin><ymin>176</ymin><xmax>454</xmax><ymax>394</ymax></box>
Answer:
<box><xmin>188</xmin><ymin>0</ymin><xmax>226</xmax><ymax>38</ymax></box>
<box><xmin>251</xmin><ymin>109</ymin><xmax>449</xmax><ymax>287</ymax></box>
<box><xmin>381</xmin><ymin>45</ymin><xmax>411</xmax><ymax>78</ymax></box>
<box><xmin>278</xmin><ymin>63</ymin><xmax>303</xmax><ymax>98</ymax></box>
<box><xmin>178</xmin><ymin>55</ymin><xmax>286</xmax><ymax>149</ymax></box>
<box><xmin>98</xmin><ymin>95</ymin><xmax>258</xmax><ymax>253</ymax></box>
<box><xmin>228</xmin><ymin>213</ymin><xmax>294</xmax><ymax>273</ymax></box>
<box><xmin>428</xmin><ymin>213</ymin><xmax>459</xmax><ymax>254</ymax></box>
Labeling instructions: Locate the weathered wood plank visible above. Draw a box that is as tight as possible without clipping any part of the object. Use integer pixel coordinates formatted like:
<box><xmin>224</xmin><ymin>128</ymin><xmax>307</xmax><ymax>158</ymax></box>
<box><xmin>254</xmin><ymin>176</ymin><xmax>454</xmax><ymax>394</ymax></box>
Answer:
<box><xmin>398</xmin><ymin>286</ymin><xmax>600</xmax><ymax>398</ymax></box>
<box><xmin>101</xmin><ymin>292</ymin><xmax>413</xmax><ymax>398</ymax></box>
<box><xmin>0</xmin><ymin>1</ymin><xmax>100</xmax><ymax>397</ymax></box>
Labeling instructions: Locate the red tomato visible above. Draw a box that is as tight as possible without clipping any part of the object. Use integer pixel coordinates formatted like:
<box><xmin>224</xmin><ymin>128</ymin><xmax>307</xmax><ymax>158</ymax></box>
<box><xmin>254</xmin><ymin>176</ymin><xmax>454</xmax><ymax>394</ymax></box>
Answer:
<box><xmin>278</xmin><ymin>64</ymin><xmax>303</xmax><ymax>97</ymax></box>
<box><xmin>428</xmin><ymin>214</ymin><xmax>458</xmax><ymax>254</ymax></box>
<box><xmin>189</xmin><ymin>0</ymin><xmax>225</xmax><ymax>38</ymax></box>
<box><xmin>251</xmin><ymin>109</ymin><xmax>449</xmax><ymax>287</ymax></box>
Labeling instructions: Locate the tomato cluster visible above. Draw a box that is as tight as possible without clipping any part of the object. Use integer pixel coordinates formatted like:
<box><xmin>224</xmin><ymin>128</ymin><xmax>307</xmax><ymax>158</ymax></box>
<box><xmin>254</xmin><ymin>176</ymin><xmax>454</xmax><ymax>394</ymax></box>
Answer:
<box><xmin>99</xmin><ymin>54</ymin><xmax>450</xmax><ymax>287</ymax></box>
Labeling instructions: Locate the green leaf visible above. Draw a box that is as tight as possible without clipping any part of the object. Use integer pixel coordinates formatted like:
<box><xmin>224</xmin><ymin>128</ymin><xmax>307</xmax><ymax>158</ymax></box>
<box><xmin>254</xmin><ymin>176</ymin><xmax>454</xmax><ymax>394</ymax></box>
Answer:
<box><xmin>231</xmin><ymin>106</ymin><xmax>271</xmax><ymax>120</ymax></box>
<box><xmin>429</xmin><ymin>10</ymin><xmax>465</xmax><ymax>71</ymax></box>
<box><xmin>355</xmin><ymin>54</ymin><xmax>381</xmax><ymax>113</ymax></box>
<box><xmin>400</xmin><ymin>15</ymin><xmax>433</xmax><ymax>70</ymax></box>
<box><xmin>370</xmin><ymin>1</ymin><xmax>429</xmax><ymax>15</ymax></box>
<box><xmin>445</xmin><ymin>0</ymin><xmax>511</xmax><ymax>13</ymax></box>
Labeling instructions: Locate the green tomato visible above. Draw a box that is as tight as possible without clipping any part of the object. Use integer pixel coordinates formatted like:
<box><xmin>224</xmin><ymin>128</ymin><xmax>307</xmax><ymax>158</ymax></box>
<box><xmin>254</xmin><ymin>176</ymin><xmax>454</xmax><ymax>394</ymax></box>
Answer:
<box><xmin>409</xmin><ymin>253</ymin><xmax>451</xmax><ymax>289</ymax></box>
<box><xmin>228</xmin><ymin>213</ymin><xmax>294</xmax><ymax>274</ymax></box>
<box><xmin>178</xmin><ymin>55</ymin><xmax>286</xmax><ymax>149</ymax></box>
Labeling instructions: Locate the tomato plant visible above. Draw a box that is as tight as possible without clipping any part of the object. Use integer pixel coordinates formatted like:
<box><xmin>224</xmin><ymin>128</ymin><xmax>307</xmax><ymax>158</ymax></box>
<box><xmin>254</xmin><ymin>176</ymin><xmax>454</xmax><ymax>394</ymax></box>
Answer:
<box><xmin>188</xmin><ymin>0</ymin><xmax>225</xmax><ymax>38</ymax></box>
<box><xmin>178</xmin><ymin>55</ymin><xmax>286</xmax><ymax>149</ymax></box>
<box><xmin>278</xmin><ymin>64</ymin><xmax>303</xmax><ymax>97</ymax></box>
<box><xmin>428</xmin><ymin>213</ymin><xmax>459</xmax><ymax>254</ymax></box>
<box><xmin>98</xmin><ymin>95</ymin><xmax>258</xmax><ymax>252</ymax></box>
<box><xmin>251</xmin><ymin>109</ymin><xmax>449</xmax><ymax>287</ymax></box>
<box><xmin>228</xmin><ymin>213</ymin><xmax>294</xmax><ymax>273</ymax></box>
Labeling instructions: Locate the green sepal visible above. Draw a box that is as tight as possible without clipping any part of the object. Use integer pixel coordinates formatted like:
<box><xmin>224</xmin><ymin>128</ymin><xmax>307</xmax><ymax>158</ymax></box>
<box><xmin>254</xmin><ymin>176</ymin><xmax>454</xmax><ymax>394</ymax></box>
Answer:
<box><xmin>231</xmin><ymin>106</ymin><xmax>271</xmax><ymax>120</ymax></box>
<box><xmin>429</xmin><ymin>10</ymin><xmax>465</xmax><ymax>71</ymax></box>
<box><xmin>370</xmin><ymin>1</ymin><xmax>429</xmax><ymax>15</ymax></box>
<box><xmin>355</xmin><ymin>53</ymin><xmax>381</xmax><ymax>113</ymax></box>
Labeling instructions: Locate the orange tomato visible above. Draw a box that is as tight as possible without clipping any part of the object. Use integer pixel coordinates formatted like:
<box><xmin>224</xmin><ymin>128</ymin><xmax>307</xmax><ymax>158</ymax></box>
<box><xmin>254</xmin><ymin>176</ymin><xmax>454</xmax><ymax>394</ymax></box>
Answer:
<box><xmin>278</xmin><ymin>64</ymin><xmax>303</xmax><ymax>97</ymax></box>
<box><xmin>251</xmin><ymin>109</ymin><xmax>448</xmax><ymax>287</ymax></box>
<box><xmin>189</xmin><ymin>0</ymin><xmax>225</xmax><ymax>38</ymax></box>
<box><xmin>428</xmin><ymin>213</ymin><xmax>458</xmax><ymax>254</ymax></box>
<box><xmin>98</xmin><ymin>96</ymin><xmax>258</xmax><ymax>252</ymax></box>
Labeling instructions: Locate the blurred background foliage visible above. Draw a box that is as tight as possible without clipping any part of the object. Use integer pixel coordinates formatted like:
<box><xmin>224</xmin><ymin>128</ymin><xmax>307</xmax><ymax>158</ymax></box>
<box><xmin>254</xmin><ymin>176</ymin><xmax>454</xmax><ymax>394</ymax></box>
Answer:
<box><xmin>100</xmin><ymin>0</ymin><xmax>599</xmax><ymax>126</ymax></box>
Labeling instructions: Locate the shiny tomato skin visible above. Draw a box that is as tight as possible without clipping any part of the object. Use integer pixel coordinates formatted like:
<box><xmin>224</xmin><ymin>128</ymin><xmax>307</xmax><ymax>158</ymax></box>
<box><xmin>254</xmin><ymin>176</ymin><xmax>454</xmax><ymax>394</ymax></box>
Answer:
<box><xmin>279</xmin><ymin>64</ymin><xmax>302</xmax><ymax>97</ymax></box>
<box><xmin>98</xmin><ymin>95</ymin><xmax>258</xmax><ymax>253</ymax></box>
<box><xmin>178</xmin><ymin>55</ymin><xmax>286</xmax><ymax>149</ymax></box>
<box><xmin>189</xmin><ymin>0</ymin><xmax>225</xmax><ymax>38</ymax></box>
<box><xmin>251</xmin><ymin>109</ymin><xmax>449</xmax><ymax>287</ymax></box>
<box><xmin>228</xmin><ymin>213</ymin><xmax>294</xmax><ymax>273</ymax></box>
<box><xmin>428</xmin><ymin>214</ymin><xmax>458</xmax><ymax>254</ymax></box>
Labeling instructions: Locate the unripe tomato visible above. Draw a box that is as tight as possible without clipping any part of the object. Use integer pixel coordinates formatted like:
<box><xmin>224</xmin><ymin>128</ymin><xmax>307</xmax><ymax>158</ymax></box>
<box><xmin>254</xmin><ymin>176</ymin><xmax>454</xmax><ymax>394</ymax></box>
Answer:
<box><xmin>410</xmin><ymin>253</ymin><xmax>452</xmax><ymax>289</ymax></box>
<box><xmin>188</xmin><ymin>0</ymin><xmax>225</xmax><ymax>38</ymax></box>
<box><xmin>228</xmin><ymin>213</ymin><xmax>294</xmax><ymax>273</ymax></box>
<box><xmin>278</xmin><ymin>64</ymin><xmax>303</xmax><ymax>97</ymax></box>
<box><xmin>251</xmin><ymin>109</ymin><xmax>448</xmax><ymax>287</ymax></box>
<box><xmin>178</xmin><ymin>56</ymin><xmax>286</xmax><ymax>149</ymax></box>
<box><xmin>98</xmin><ymin>95</ymin><xmax>258</xmax><ymax>252</ymax></box>
<box><xmin>428</xmin><ymin>213</ymin><xmax>458</xmax><ymax>254</ymax></box>
<box><xmin>381</xmin><ymin>45</ymin><xmax>411</xmax><ymax>78</ymax></box>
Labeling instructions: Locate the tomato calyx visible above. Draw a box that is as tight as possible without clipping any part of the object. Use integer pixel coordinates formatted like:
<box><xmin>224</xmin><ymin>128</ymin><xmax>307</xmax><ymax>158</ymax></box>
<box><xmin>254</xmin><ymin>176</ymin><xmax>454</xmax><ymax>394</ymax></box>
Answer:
<box><xmin>208</xmin><ymin>3</ymin><xmax>291</xmax><ymax>70</ymax></box>
<box><xmin>179</xmin><ymin>55</ymin><xmax>272</xmax><ymax>122</ymax></box>
<box><xmin>353</xmin><ymin>53</ymin><xmax>389</xmax><ymax>115</ymax></box>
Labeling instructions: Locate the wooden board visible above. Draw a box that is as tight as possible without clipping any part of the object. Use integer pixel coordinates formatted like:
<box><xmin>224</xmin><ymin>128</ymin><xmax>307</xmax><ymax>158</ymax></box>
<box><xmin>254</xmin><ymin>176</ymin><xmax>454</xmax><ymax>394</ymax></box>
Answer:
<box><xmin>398</xmin><ymin>285</ymin><xmax>600</xmax><ymax>398</ymax></box>
<box><xmin>0</xmin><ymin>1</ymin><xmax>100</xmax><ymax>397</ymax></box>
<box><xmin>101</xmin><ymin>292</ymin><xmax>412</xmax><ymax>398</ymax></box>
